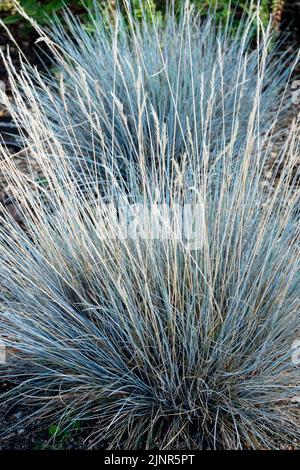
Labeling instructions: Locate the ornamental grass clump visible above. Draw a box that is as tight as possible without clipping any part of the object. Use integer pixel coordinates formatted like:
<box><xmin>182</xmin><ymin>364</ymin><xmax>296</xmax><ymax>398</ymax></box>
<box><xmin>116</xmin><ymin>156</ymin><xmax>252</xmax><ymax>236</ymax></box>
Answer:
<box><xmin>1</xmin><ymin>1</ymin><xmax>293</xmax><ymax>181</ymax></box>
<box><xmin>0</xmin><ymin>2</ymin><xmax>299</xmax><ymax>450</ymax></box>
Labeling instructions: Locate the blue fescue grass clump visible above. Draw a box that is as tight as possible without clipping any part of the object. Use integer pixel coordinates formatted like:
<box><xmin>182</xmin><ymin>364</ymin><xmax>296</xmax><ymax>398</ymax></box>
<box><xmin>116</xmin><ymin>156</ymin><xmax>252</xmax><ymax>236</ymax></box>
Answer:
<box><xmin>0</xmin><ymin>2</ymin><xmax>299</xmax><ymax>449</ymax></box>
<box><xmin>1</xmin><ymin>1</ymin><xmax>293</xmax><ymax>182</ymax></box>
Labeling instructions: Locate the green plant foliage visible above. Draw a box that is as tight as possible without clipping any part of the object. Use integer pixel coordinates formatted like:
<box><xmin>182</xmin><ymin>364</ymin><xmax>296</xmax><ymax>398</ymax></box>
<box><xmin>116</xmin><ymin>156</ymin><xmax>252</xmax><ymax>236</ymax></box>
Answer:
<box><xmin>1</xmin><ymin>1</ymin><xmax>273</xmax><ymax>28</ymax></box>
<box><xmin>48</xmin><ymin>421</ymin><xmax>80</xmax><ymax>448</ymax></box>
<box><xmin>190</xmin><ymin>1</ymin><xmax>270</xmax><ymax>25</ymax></box>
<box><xmin>2</xmin><ymin>0</ymin><xmax>65</xmax><ymax>24</ymax></box>
<box><xmin>48</xmin><ymin>421</ymin><xmax>80</xmax><ymax>438</ymax></box>
<box><xmin>131</xmin><ymin>0</ymin><xmax>163</xmax><ymax>22</ymax></box>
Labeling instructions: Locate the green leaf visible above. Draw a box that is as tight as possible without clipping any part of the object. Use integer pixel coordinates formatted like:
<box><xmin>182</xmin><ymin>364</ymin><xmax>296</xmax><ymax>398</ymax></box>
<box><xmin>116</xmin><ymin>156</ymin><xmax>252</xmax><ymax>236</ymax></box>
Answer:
<box><xmin>22</xmin><ymin>0</ymin><xmax>39</xmax><ymax>16</ymax></box>
<box><xmin>2</xmin><ymin>14</ymin><xmax>23</xmax><ymax>25</ymax></box>
<box><xmin>69</xmin><ymin>420</ymin><xmax>80</xmax><ymax>430</ymax></box>
<box><xmin>42</xmin><ymin>0</ymin><xmax>65</xmax><ymax>16</ymax></box>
